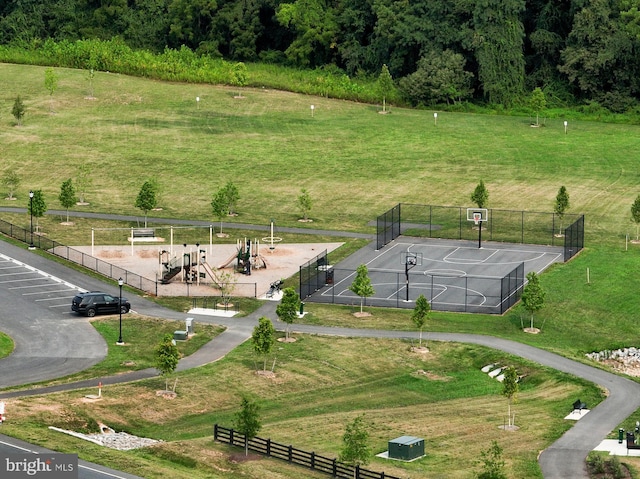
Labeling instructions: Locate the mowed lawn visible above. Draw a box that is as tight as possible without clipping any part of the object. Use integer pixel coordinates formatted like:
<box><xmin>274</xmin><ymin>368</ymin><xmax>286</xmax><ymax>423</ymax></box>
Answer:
<box><xmin>2</xmin><ymin>337</ymin><xmax>603</xmax><ymax>479</ymax></box>
<box><xmin>1</xmin><ymin>63</ymin><xmax>640</xmax><ymax>246</ymax></box>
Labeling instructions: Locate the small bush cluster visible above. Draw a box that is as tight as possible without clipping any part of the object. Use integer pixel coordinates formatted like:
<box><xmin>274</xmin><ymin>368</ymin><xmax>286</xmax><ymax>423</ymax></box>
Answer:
<box><xmin>586</xmin><ymin>453</ymin><xmax>630</xmax><ymax>479</ymax></box>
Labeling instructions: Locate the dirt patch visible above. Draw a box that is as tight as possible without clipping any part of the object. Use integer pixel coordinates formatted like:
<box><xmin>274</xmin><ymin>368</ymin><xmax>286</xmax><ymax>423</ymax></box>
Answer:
<box><xmin>98</xmin><ymin>249</ymin><xmax>125</xmax><ymax>259</ymax></box>
<box><xmin>277</xmin><ymin>337</ymin><xmax>297</xmax><ymax>343</ymax></box>
<box><xmin>256</xmin><ymin>370</ymin><xmax>276</xmax><ymax>379</ymax></box>
<box><xmin>156</xmin><ymin>390</ymin><xmax>177</xmax><ymax>399</ymax></box>
<box><xmin>498</xmin><ymin>425</ymin><xmax>520</xmax><ymax>431</ymax></box>
<box><xmin>353</xmin><ymin>312</ymin><xmax>372</xmax><ymax>318</ymax></box>
<box><xmin>524</xmin><ymin>327</ymin><xmax>540</xmax><ymax>334</ymax></box>
<box><xmin>411</xmin><ymin>346</ymin><xmax>429</xmax><ymax>354</ymax></box>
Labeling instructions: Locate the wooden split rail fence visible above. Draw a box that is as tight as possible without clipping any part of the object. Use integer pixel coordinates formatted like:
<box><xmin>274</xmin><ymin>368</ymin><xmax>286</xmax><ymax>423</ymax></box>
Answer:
<box><xmin>213</xmin><ymin>424</ymin><xmax>402</xmax><ymax>479</ymax></box>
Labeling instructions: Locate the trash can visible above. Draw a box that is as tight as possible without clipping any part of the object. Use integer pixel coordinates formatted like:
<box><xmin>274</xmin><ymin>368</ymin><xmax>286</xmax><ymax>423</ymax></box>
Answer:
<box><xmin>619</xmin><ymin>428</ymin><xmax>624</xmax><ymax>444</ymax></box>
<box><xmin>299</xmin><ymin>302</ymin><xmax>305</xmax><ymax>315</ymax></box>
<box><xmin>326</xmin><ymin>269</ymin><xmax>334</xmax><ymax>285</ymax></box>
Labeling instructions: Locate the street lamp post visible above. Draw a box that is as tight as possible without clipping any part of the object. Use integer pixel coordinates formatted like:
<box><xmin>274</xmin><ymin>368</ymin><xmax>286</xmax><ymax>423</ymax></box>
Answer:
<box><xmin>117</xmin><ymin>278</ymin><xmax>124</xmax><ymax>345</ymax></box>
<box><xmin>28</xmin><ymin>190</ymin><xmax>35</xmax><ymax>250</ymax></box>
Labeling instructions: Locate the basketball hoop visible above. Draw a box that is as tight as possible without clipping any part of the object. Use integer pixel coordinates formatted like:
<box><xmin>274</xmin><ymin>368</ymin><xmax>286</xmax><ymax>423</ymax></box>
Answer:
<box><xmin>473</xmin><ymin>212</ymin><xmax>482</xmax><ymax>226</ymax></box>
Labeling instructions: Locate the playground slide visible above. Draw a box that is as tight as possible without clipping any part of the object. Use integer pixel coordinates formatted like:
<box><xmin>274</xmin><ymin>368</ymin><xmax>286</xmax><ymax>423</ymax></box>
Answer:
<box><xmin>218</xmin><ymin>253</ymin><xmax>237</xmax><ymax>269</ymax></box>
<box><xmin>202</xmin><ymin>262</ymin><xmax>217</xmax><ymax>281</ymax></box>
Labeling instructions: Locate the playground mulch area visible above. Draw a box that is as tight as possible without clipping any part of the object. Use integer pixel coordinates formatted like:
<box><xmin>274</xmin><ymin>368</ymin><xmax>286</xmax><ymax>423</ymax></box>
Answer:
<box><xmin>72</xmin><ymin>243</ymin><xmax>343</xmax><ymax>297</ymax></box>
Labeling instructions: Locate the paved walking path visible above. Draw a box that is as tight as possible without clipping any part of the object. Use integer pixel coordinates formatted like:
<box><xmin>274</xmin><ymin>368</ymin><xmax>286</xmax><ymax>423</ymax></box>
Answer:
<box><xmin>0</xmin><ymin>209</ymin><xmax>636</xmax><ymax>478</ymax></box>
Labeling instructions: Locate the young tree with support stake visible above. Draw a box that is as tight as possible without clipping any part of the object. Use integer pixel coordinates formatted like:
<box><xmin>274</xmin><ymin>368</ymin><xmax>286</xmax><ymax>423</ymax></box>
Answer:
<box><xmin>252</xmin><ymin>316</ymin><xmax>275</xmax><ymax>371</ymax></box>
<box><xmin>298</xmin><ymin>188</ymin><xmax>312</xmax><ymax>221</ymax></box>
<box><xmin>2</xmin><ymin>169</ymin><xmax>20</xmax><ymax>200</ymax></box>
<box><xmin>223</xmin><ymin>181</ymin><xmax>240</xmax><ymax>216</ymax></box>
<box><xmin>44</xmin><ymin>67</ymin><xmax>58</xmax><ymax>113</ymax></box>
<box><xmin>529</xmin><ymin>87</ymin><xmax>546</xmax><ymax>126</ymax></box>
<box><xmin>349</xmin><ymin>264</ymin><xmax>375</xmax><ymax>315</ymax></box>
<box><xmin>58</xmin><ymin>178</ymin><xmax>77</xmax><ymax>224</ymax></box>
<box><xmin>28</xmin><ymin>189</ymin><xmax>46</xmax><ymax>234</ymax></box>
<box><xmin>135</xmin><ymin>180</ymin><xmax>157</xmax><ymax>227</ymax></box>
<box><xmin>211</xmin><ymin>188</ymin><xmax>230</xmax><ymax>236</ymax></box>
<box><xmin>554</xmin><ymin>186</ymin><xmax>570</xmax><ymax>235</ymax></box>
<box><xmin>155</xmin><ymin>333</ymin><xmax>180</xmax><ymax>393</ymax></box>
<box><xmin>471</xmin><ymin>180</ymin><xmax>489</xmax><ymax>208</ymax></box>
<box><xmin>276</xmin><ymin>287</ymin><xmax>300</xmax><ymax>340</ymax></box>
<box><xmin>521</xmin><ymin>271</ymin><xmax>545</xmax><ymax>330</ymax></box>
<box><xmin>501</xmin><ymin>366</ymin><xmax>519</xmax><ymax>428</ymax></box>
<box><xmin>234</xmin><ymin>396</ymin><xmax>261</xmax><ymax>457</ymax></box>
<box><xmin>412</xmin><ymin>294</ymin><xmax>431</xmax><ymax>348</ymax></box>
<box><xmin>75</xmin><ymin>164</ymin><xmax>93</xmax><ymax>205</ymax></box>
<box><xmin>377</xmin><ymin>64</ymin><xmax>394</xmax><ymax>114</ymax></box>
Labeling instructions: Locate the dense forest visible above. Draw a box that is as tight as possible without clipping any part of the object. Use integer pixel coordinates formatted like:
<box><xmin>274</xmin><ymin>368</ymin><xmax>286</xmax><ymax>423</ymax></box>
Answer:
<box><xmin>1</xmin><ymin>0</ymin><xmax>640</xmax><ymax>111</ymax></box>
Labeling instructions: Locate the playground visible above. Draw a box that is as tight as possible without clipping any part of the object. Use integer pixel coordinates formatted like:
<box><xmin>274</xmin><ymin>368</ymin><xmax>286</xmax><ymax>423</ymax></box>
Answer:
<box><xmin>72</xmin><ymin>241</ymin><xmax>343</xmax><ymax>298</ymax></box>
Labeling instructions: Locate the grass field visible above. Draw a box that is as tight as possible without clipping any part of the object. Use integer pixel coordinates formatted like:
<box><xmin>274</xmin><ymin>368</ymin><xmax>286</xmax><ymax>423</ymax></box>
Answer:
<box><xmin>2</xmin><ymin>62</ymin><xmax>640</xmax><ymax>478</ymax></box>
<box><xmin>0</xmin><ymin>334</ymin><xmax>604</xmax><ymax>479</ymax></box>
<box><xmin>2</xmin><ymin>63</ymin><xmax>640</xmax><ymax>247</ymax></box>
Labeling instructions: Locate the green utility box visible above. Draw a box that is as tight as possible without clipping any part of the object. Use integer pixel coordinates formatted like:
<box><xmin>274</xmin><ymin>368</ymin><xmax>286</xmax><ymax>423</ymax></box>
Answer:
<box><xmin>173</xmin><ymin>330</ymin><xmax>188</xmax><ymax>341</ymax></box>
<box><xmin>388</xmin><ymin>436</ymin><xmax>425</xmax><ymax>461</ymax></box>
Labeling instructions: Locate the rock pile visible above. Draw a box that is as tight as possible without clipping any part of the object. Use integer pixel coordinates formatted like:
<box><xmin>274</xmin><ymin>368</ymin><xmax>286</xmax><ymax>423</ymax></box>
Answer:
<box><xmin>49</xmin><ymin>426</ymin><xmax>161</xmax><ymax>450</ymax></box>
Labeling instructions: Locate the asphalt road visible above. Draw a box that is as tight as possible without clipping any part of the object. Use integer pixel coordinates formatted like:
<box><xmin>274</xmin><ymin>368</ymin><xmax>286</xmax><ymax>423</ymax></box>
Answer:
<box><xmin>0</xmin><ymin>434</ymin><xmax>145</xmax><ymax>479</ymax></box>
<box><xmin>0</xmin><ymin>220</ymin><xmax>639</xmax><ymax>478</ymax></box>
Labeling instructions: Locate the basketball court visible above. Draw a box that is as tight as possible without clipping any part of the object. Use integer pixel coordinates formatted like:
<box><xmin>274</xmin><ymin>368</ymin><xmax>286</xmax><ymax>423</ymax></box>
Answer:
<box><xmin>309</xmin><ymin>235</ymin><xmax>563</xmax><ymax>314</ymax></box>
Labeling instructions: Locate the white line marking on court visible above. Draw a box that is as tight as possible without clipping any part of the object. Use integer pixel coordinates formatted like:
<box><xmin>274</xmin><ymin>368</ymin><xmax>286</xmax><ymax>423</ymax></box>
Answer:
<box><xmin>424</xmin><ymin>269</ymin><xmax>467</xmax><ymax>277</ymax></box>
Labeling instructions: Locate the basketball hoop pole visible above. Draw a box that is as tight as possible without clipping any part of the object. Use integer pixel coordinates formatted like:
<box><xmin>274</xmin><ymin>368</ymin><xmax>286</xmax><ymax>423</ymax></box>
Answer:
<box><xmin>478</xmin><ymin>219</ymin><xmax>482</xmax><ymax>249</ymax></box>
<box><xmin>405</xmin><ymin>257</ymin><xmax>417</xmax><ymax>301</ymax></box>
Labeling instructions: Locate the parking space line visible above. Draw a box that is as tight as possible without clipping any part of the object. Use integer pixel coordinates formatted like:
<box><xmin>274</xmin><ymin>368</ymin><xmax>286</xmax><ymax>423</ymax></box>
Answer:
<box><xmin>22</xmin><ymin>289</ymin><xmax>76</xmax><ymax>296</ymax></box>
<box><xmin>9</xmin><ymin>284</ymin><xmax>74</xmax><ymax>290</ymax></box>
<box><xmin>0</xmin><ymin>278</ymin><xmax>48</xmax><ymax>284</ymax></box>
<box><xmin>35</xmin><ymin>296</ymin><xmax>76</xmax><ymax>302</ymax></box>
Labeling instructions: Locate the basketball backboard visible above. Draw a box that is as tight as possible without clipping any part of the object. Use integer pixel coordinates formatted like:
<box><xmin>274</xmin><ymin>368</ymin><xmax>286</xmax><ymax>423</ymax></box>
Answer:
<box><xmin>466</xmin><ymin>208</ymin><xmax>488</xmax><ymax>224</ymax></box>
<box><xmin>401</xmin><ymin>252</ymin><xmax>423</xmax><ymax>266</ymax></box>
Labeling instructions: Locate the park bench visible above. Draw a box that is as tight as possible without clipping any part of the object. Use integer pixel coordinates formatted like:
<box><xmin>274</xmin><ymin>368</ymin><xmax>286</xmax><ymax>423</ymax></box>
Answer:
<box><xmin>572</xmin><ymin>399</ymin><xmax>587</xmax><ymax>412</ymax></box>
<box><xmin>266</xmin><ymin>279</ymin><xmax>284</xmax><ymax>298</ymax></box>
<box><xmin>131</xmin><ymin>228</ymin><xmax>155</xmax><ymax>241</ymax></box>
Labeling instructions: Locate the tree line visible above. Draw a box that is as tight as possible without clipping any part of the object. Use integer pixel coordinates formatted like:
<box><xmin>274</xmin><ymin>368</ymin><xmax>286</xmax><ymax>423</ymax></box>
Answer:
<box><xmin>2</xmin><ymin>0</ymin><xmax>640</xmax><ymax>110</ymax></box>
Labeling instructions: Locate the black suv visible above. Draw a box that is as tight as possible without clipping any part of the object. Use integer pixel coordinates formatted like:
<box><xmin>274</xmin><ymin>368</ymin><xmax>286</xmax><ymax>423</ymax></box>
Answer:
<box><xmin>71</xmin><ymin>292</ymin><xmax>131</xmax><ymax>317</ymax></box>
